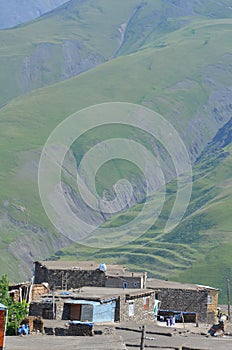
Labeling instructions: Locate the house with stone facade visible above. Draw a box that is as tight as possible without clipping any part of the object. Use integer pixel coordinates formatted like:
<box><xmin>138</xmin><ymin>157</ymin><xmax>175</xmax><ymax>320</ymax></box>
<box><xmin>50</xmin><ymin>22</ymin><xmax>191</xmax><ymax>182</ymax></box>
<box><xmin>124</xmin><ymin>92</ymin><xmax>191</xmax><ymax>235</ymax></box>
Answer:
<box><xmin>34</xmin><ymin>260</ymin><xmax>146</xmax><ymax>290</ymax></box>
<box><xmin>33</xmin><ymin>260</ymin><xmax>220</xmax><ymax>325</ymax></box>
<box><xmin>146</xmin><ymin>278</ymin><xmax>219</xmax><ymax>323</ymax></box>
<box><xmin>29</xmin><ymin>286</ymin><xmax>155</xmax><ymax>324</ymax></box>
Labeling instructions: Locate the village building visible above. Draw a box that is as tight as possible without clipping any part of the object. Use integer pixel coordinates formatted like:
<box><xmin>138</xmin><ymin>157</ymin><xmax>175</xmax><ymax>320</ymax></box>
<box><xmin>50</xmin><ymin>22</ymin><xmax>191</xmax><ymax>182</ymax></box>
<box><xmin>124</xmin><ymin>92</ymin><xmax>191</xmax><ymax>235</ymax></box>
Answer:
<box><xmin>28</xmin><ymin>261</ymin><xmax>220</xmax><ymax>326</ymax></box>
<box><xmin>9</xmin><ymin>281</ymin><xmax>49</xmax><ymax>303</ymax></box>
<box><xmin>146</xmin><ymin>278</ymin><xmax>219</xmax><ymax>323</ymax></box>
<box><xmin>34</xmin><ymin>260</ymin><xmax>146</xmax><ymax>290</ymax></box>
<box><xmin>29</xmin><ymin>286</ymin><xmax>155</xmax><ymax>324</ymax></box>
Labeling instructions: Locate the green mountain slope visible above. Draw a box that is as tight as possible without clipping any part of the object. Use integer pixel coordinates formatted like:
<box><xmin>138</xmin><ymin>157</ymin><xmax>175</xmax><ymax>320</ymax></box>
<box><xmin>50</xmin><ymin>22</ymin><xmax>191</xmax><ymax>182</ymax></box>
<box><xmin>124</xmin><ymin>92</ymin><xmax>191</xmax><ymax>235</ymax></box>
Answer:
<box><xmin>0</xmin><ymin>9</ymin><xmax>231</xmax><ymax>297</ymax></box>
<box><xmin>1</xmin><ymin>0</ymin><xmax>232</xmax><ymax>107</ymax></box>
<box><xmin>0</xmin><ymin>0</ymin><xmax>139</xmax><ymax>106</ymax></box>
<box><xmin>54</xmin><ymin>119</ymin><xmax>232</xmax><ymax>302</ymax></box>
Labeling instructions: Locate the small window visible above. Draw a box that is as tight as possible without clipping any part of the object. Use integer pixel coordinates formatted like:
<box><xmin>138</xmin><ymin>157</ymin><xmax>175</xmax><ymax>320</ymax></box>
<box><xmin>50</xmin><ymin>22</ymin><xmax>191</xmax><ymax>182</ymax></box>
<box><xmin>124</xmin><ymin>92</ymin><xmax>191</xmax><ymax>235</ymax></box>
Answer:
<box><xmin>129</xmin><ymin>302</ymin><xmax>134</xmax><ymax>316</ymax></box>
<box><xmin>123</xmin><ymin>282</ymin><xmax>128</xmax><ymax>289</ymax></box>
<box><xmin>133</xmin><ymin>282</ymin><xmax>139</xmax><ymax>287</ymax></box>
<box><xmin>207</xmin><ymin>295</ymin><xmax>213</xmax><ymax>304</ymax></box>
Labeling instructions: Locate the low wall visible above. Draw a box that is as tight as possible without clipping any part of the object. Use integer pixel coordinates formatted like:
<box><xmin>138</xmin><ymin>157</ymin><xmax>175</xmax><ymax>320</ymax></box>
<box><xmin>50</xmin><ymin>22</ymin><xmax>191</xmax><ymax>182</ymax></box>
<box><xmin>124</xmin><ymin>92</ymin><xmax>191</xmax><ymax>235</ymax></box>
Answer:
<box><xmin>120</xmin><ymin>294</ymin><xmax>154</xmax><ymax>324</ymax></box>
<box><xmin>45</xmin><ymin>323</ymin><xmax>94</xmax><ymax>336</ymax></box>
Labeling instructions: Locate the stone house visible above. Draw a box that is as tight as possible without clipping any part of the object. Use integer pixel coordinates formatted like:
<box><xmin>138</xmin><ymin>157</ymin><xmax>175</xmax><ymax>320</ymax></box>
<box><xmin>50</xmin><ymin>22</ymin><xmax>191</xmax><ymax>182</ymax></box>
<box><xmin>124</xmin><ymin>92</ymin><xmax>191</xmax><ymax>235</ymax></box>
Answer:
<box><xmin>146</xmin><ymin>278</ymin><xmax>219</xmax><ymax>323</ymax></box>
<box><xmin>29</xmin><ymin>286</ymin><xmax>155</xmax><ymax>324</ymax></box>
<box><xmin>34</xmin><ymin>260</ymin><xmax>146</xmax><ymax>290</ymax></box>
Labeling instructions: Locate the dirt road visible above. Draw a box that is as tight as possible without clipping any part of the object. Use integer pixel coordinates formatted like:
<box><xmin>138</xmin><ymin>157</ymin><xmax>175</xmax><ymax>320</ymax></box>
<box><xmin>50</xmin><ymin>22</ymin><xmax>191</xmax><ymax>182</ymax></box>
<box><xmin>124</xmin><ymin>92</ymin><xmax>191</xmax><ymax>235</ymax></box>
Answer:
<box><xmin>5</xmin><ymin>334</ymin><xmax>127</xmax><ymax>350</ymax></box>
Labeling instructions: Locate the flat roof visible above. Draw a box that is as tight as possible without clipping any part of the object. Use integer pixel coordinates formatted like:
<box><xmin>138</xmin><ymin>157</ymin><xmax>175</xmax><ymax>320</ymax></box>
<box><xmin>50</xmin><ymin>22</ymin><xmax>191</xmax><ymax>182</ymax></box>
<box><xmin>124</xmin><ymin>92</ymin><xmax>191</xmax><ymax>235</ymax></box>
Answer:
<box><xmin>146</xmin><ymin>278</ymin><xmax>219</xmax><ymax>291</ymax></box>
<box><xmin>35</xmin><ymin>260</ymin><xmax>144</xmax><ymax>277</ymax></box>
<box><xmin>33</xmin><ymin>286</ymin><xmax>154</xmax><ymax>303</ymax></box>
<box><xmin>72</xmin><ymin>286</ymin><xmax>154</xmax><ymax>300</ymax></box>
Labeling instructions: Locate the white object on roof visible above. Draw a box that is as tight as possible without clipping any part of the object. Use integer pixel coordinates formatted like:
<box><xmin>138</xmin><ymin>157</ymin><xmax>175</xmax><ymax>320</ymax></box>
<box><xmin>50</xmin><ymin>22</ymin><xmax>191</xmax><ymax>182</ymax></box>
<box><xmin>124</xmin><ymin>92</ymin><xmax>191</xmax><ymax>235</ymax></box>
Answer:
<box><xmin>99</xmin><ymin>263</ymin><xmax>107</xmax><ymax>272</ymax></box>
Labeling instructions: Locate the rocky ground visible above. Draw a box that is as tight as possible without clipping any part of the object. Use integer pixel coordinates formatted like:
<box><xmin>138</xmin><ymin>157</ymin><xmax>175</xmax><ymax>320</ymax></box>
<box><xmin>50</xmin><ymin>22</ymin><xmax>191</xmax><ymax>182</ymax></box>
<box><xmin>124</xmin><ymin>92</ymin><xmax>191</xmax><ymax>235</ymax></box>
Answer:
<box><xmin>115</xmin><ymin>321</ymin><xmax>232</xmax><ymax>349</ymax></box>
<box><xmin>5</xmin><ymin>321</ymin><xmax>232</xmax><ymax>350</ymax></box>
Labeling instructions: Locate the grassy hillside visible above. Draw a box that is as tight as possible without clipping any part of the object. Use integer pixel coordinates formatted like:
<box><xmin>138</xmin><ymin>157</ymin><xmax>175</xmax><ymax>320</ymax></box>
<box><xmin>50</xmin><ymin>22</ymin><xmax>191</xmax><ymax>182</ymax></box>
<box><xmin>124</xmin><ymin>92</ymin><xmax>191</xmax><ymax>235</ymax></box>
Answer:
<box><xmin>53</xmin><ymin>125</ymin><xmax>232</xmax><ymax>302</ymax></box>
<box><xmin>0</xmin><ymin>4</ymin><xmax>231</xmax><ymax>300</ymax></box>
<box><xmin>0</xmin><ymin>0</ymin><xmax>140</xmax><ymax>106</ymax></box>
<box><xmin>0</xmin><ymin>0</ymin><xmax>232</xmax><ymax>107</ymax></box>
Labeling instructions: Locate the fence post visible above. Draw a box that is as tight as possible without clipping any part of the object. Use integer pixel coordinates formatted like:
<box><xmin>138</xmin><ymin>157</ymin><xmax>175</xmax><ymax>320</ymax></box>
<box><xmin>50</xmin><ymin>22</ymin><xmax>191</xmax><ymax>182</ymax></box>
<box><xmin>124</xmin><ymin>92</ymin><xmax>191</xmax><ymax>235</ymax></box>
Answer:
<box><xmin>140</xmin><ymin>325</ymin><xmax>146</xmax><ymax>350</ymax></box>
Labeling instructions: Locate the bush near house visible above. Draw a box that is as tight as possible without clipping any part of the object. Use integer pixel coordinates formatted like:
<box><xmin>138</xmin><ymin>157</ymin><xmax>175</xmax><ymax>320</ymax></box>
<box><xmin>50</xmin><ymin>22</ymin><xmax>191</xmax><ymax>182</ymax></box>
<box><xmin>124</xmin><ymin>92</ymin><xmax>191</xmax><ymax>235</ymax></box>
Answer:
<box><xmin>0</xmin><ymin>274</ymin><xmax>28</xmax><ymax>335</ymax></box>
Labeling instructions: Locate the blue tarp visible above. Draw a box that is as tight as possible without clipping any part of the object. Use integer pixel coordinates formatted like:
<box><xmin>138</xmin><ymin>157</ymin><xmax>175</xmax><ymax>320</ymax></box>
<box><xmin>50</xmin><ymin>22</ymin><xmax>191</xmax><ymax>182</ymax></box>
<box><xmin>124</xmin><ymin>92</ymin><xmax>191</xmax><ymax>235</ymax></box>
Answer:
<box><xmin>69</xmin><ymin>321</ymin><xmax>94</xmax><ymax>326</ymax></box>
<box><xmin>65</xmin><ymin>300</ymin><xmax>100</xmax><ymax>306</ymax></box>
<box><xmin>160</xmin><ymin>309</ymin><xmax>196</xmax><ymax>314</ymax></box>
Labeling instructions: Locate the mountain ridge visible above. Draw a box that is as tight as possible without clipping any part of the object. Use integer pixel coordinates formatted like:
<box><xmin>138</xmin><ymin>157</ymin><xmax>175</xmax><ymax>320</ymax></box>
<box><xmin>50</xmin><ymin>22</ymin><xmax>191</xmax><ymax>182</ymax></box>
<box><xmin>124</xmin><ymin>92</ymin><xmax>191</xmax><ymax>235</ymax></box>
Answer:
<box><xmin>0</xmin><ymin>1</ymin><xmax>231</xmax><ymax>301</ymax></box>
<box><xmin>0</xmin><ymin>0</ymin><xmax>70</xmax><ymax>29</ymax></box>
<box><xmin>1</xmin><ymin>0</ymin><xmax>232</xmax><ymax>107</ymax></box>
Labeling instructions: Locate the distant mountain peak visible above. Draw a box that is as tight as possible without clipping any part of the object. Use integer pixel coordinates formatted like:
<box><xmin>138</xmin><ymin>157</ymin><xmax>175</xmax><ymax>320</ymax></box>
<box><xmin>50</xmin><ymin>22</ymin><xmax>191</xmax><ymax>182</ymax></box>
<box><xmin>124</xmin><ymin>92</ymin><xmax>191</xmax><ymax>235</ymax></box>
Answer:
<box><xmin>0</xmin><ymin>0</ymin><xmax>70</xmax><ymax>29</ymax></box>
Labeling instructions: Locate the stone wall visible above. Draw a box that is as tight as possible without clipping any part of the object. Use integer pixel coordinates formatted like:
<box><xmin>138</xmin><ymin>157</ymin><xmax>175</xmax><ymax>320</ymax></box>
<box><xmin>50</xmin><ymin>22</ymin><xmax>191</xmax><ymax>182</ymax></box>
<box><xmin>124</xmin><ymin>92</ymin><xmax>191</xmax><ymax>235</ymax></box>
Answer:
<box><xmin>206</xmin><ymin>289</ymin><xmax>218</xmax><ymax>324</ymax></box>
<box><xmin>34</xmin><ymin>262</ymin><xmax>146</xmax><ymax>290</ymax></box>
<box><xmin>56</xmin><ymin>301</ymin><xmax>66</xmax><ymax>320</ymax></box>
<box><xmin>45</xmin><ymin>324</ymin><xmax>94</xmax><ymax>336</ymax></box>
<box><xmin>29</xmin><ymin>302</ymin><xmax>43</xmax><ymax>318</ymax></box>
<box><xmin>119</xmin><ymin>293</ymin><xmax>154</xmax><ymax>324</ymax></box>
<box><xmin>105</xmin><ymin>276</ymin><xmax>142</xmax><ymax>289</ymax></box>
<box><xmin>68</xmin><ymin>323</ymin><xmax>94</xmax><ymax>336</ymax></box>
<box><xmin>30</xmin><ymin>294</ymin><xmax>155</xmax><ymax>324</ymax></box>
<box><xmin>207</xmin><ymin>289</ymin><xmax>218</xmax><ymax>314</ymax></box>
<box><xmin>35</xmin><ymin>263</ymin><xmax>48</xmax><ymax>284</ymax></box>
<box><xmin>32</xmin><ymin>284</ymin><xmax>49</xmax><ymax>300</ymax></box>
<box><xmin>35</xmin><ymin>262</ymin><xmax>106</xmax><ymax>289</ymax></box>
<box><xmin>156</xmin><ymin>288</ymin><xmax>210</xmax><ymax>322</ymax></box>
<box><xmin>30</xmin><ymin>299</ymin><xmax>68</xmax><ymax>320</ymax></box>
<box><xmin>29</xmin><ymin>301</ymin><xmax>54</xmax><ymax>319</ymax></box>
<box><xmin>21</xmin><ymin>316</ymin><xmax>44</xmax><ymax>333</ymax></box>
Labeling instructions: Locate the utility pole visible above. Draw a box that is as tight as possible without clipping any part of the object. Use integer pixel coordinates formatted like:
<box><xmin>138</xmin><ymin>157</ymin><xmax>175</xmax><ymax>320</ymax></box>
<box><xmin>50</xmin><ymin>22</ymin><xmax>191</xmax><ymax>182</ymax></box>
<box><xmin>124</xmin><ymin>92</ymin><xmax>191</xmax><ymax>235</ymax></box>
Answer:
<box><xmin>227</xmin><ymin>278</ymin><xmax>231</xmax><ymax>322</ymax></box>
<box><xmin>140</xmin><ymin>325</ymin><xmax>146</xmax><ymax>350</ymax></box>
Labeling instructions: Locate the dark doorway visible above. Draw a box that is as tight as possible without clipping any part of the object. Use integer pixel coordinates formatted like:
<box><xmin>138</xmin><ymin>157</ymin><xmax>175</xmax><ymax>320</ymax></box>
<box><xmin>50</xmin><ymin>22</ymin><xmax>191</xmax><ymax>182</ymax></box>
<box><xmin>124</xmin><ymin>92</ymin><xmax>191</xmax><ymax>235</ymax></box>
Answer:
<box><xmin>42</xmin><ymin>308</ymin><xmax>54</xmax><ymax>319</ymax></box>
<box><xmin>70</xmin><ymin>304</ymin><xmax>82</xmax><ymax>320</ymax></box>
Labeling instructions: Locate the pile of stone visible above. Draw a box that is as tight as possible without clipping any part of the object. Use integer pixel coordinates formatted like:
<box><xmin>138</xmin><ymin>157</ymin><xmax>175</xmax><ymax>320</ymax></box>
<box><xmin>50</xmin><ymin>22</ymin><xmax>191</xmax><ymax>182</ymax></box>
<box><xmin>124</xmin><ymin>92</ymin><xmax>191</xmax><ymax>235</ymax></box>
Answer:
<box><xmin>44</xmin><ymin>321</ymin><xmax>94</xmax><ymax>336</ymax></box>
<box><xmin>68</xmin><ymin>322</ymin><xmax>94</xmax><ymax>336</ymax></box>
<box><xmin>21</xmin><ymin>316</ymin><xmax>44</xmax><ymax>333</ymax></box>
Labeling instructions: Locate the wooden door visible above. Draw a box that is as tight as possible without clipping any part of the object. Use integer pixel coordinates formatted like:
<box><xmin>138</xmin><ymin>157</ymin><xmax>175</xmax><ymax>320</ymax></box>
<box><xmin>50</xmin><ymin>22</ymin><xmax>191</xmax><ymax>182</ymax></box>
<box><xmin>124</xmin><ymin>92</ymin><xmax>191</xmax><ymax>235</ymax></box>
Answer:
<box><xmin>70</xmin><ymin>304</ymin><xmax>82</xmax><ymax>321</ymax></box>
